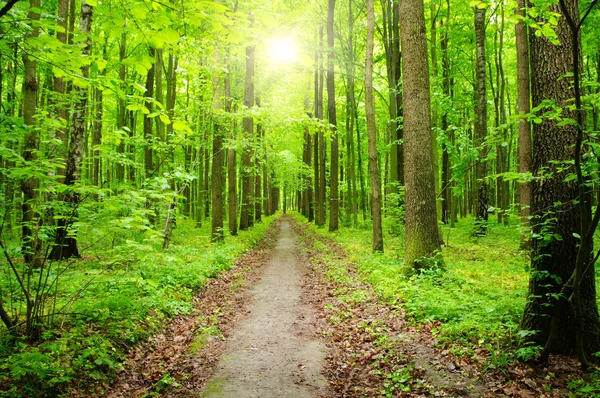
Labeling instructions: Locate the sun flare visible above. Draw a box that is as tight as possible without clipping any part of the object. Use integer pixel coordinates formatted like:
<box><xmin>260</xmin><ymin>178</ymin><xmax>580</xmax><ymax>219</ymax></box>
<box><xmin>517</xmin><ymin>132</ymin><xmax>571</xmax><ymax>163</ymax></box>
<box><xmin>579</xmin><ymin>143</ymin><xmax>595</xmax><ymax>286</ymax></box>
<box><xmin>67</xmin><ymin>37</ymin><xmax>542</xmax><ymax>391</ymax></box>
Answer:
<box><xmin>267</xmin><ymin>37</ymin><xmax>298</xmax><ymax>64</ymax></box>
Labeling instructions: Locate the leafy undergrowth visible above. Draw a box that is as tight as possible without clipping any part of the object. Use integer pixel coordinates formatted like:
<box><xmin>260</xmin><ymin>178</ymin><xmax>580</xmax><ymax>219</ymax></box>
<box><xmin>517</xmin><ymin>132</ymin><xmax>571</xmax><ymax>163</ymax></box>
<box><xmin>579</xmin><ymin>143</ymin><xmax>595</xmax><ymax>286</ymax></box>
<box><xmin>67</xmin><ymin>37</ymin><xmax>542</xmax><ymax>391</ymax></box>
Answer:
<box><xmin>0</xmin><ymin>215</ymin><xmax>275</xmax><ymax>397</ymax></box>
<box><xmin>295</xmin><ymin>213</ymin><xmax>592</xmax><ymax>397</ymax></box>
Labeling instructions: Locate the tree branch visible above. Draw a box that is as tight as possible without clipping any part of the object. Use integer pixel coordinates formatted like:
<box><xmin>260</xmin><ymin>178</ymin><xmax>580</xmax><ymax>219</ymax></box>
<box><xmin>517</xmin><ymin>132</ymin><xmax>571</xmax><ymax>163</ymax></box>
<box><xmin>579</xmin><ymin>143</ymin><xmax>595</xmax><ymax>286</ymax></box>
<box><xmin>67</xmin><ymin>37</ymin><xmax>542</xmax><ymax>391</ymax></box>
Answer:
<box><xmin>0</xmin><ymin>0</ymin><xmax>20</xmax><ymax>20</ymax></box>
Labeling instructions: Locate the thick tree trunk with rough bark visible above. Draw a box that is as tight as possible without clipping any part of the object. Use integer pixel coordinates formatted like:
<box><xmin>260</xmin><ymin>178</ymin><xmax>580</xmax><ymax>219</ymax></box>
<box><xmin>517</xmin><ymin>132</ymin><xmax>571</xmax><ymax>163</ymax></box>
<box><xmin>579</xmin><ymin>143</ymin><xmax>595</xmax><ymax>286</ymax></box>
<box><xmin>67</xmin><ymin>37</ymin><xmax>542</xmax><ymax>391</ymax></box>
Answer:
<box><xmin>365</xmin><ymin>0</ymin><xmax>383</xmax><ymax>252</ymax></box>
<box><xmin>400</xmin><ymin>0</ymin><xmax>443</xmax><ymax>270</ymax></box>
<box><xmin>521</xmin><ymin>0</ymin><xmax>600</xmax><ymax>357</ymax></box>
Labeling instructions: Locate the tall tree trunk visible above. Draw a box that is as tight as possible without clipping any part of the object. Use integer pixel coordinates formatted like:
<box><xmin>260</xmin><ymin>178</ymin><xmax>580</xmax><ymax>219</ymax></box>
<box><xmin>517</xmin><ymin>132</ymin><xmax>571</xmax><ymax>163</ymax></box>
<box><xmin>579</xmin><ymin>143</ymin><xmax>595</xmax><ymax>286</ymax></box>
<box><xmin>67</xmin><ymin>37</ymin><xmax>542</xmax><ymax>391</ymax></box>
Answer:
<box><xmin>254</xmin><ymin>98</ymin><xmax>263</xmax><ymax>224</ymax></box>
<box><xmin>92</xmin><ymin>39</ymin><xmax>106</xmax><ymax>194</ymax></box>
<box><xmin>400</xmin><ymin>0</ymin><xmax>443</xmax><ymax>269</ymax></box>
<box><xmin>313</xmin><ymin>39</ymin><xmax>321</xmax><ymax>225</ymax></box>
<box><xmin>144</xmin><ymin>47</ymin><xmax>155</xmax><ymax>180</ymax></box>
<box><xmin>521</xmin><ymin>0</ymin><xmax>600</xmax><ymax>359</ymax></box>
<box><xmin>116</xmin><ymin>31</ymin><xmax>127</xmax><ymax>183</ymax></box>
<box><xmin>225</xmin><ymin>58</ymin><xmax>237</xmax><ymax>235</ymax></box>
<box><xmin>474</xmin><ymin>6</ymin><xmax>489</xmax><ymax>235</ymax></box>
<box><xmin>343</xmin><ymin>23</ymin><xmax>357</xmax><ymax>227</ymax></box>
<box><xmin>211</xmin><ymin>68</ymin><xmax>224</xmax><ymax>242</ymax></box>
<box><xmin>381</xmin><ymin>0</ymin><xmax>403</xmax><ymax>192</ymax></box>
<box><xmin>240</xmin><ymin>46</ymin><xmax>255</xmax><ymax>231</ymax></box>
<box><xmin>430</xmin><ymin>1</ymin><xmax>441</xmax><ymax>225</ymax></box>
<box><xmin>327</xmin><ymin>0</ymin><xmax>339</xmax><ymax>232</ymax></box>
<box><xmin>355</xmin><ymin>104</ymin><xmax>368</xmax><ymax>221</ymax></box>
<box><xmin>50</xmin><ymin>1</ymin><xmax>94</xmax><ymax>260</ymax></box>
<box><xmin>21</xmin><ymin>0</ymin><xmax>42</xmax><ymax>267</ymax></box>
<box><xmin>441</xmin><ymin>1</ymin><xmax>451</xmax><ymax>225</ymax></box>
<box><xmin>318</xmin><ymin>27</ymin><xmax>327</xmax><ymax>227</ymax></box>
<box><xmin>54</xmin><ymin>0</ymin><xmax>69</xmax><ymax>184</ymax></box>
<box><xmin>365</xmin><ymin>0</ymin><xmax>383</xmax><ymax>252</ymax></box>
<box><xmin>516</xmin><ymin>0</ymin><xmax>532</xmax><ymax>249</ymax></box>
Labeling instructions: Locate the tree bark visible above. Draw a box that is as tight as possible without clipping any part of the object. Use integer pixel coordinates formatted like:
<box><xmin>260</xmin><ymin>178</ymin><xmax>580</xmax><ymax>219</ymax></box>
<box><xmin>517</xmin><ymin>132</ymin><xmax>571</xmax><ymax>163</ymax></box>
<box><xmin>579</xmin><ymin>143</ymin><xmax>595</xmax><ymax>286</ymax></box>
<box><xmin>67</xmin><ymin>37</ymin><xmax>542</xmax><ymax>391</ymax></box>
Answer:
<box><xmin>240</xmin><ymin>46</ymin><xmax>255</xmax><ymax>231</ymax></box>
<box><xmin>49</xmin><ymin>1</ymin><xmax>94</xmax><ymax>260</ymax></box>
<box><xmin>400</xmin><ymin>0</ymin><xmax>443</xmax><ymax>269</ymax></box>
<box><xmin>317</xmin><ymin>27</ymin><xmax>327</xmax><ymax>227</ymax></box>
<box><xmin>365</xmin><ymin>0</ymin><xmax>383</xmax><ymax>252</ymax></box>
<box><xmin>474</xmin><ymin>5</ymin><xmax>489</xmax><ymax>235</ymax></box>
<box><xmin>521</xmin><ymin>0</ymin><xmax>600</xmax><ymax>358</ymax></box>
<box><xmin>441</xmin><ymin>1</ymin><xmax>451</xmax><ymax>225</ymax></box>
<box><xmin>211</xmin><ymin>70</ymin><xmax>224</xmax><ymax>242</ymax></box>
<box><xmin>20</xmin><ymin>0</ymin><xmax>42</xmax><ymax>267</ymax></box>
<box><xmin>225</xmin><ymin>59</ymin><xmax>237</xmax><ymax>235</ymax></box>
<box><xmin>516</xmin><ymin>0</ymin><xmax>532</xmax><ymax>249</ymax></box>
<box><xmin>327</xmin><ymin>0</ymin><xmax>339</xmax><ymax>232</ymax></box>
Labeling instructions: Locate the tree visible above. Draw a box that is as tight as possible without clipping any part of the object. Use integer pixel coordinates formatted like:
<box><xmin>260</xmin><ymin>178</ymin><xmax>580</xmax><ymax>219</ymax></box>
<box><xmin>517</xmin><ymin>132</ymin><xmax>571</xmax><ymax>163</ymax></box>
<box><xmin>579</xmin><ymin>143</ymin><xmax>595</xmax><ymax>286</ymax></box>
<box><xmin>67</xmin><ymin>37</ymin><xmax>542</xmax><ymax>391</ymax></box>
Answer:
<box><xmin>400</xmin><ymin>0</ymin><xmax>443</xmax><ymax>269</ymax></box>
<box><xmin>20</xmin><ymin>0</ymin><xmax>42</xmax><ymax>267</ymax></box>
<box><xmin>365</xmin><ymin>0</ymin><xmax>383</xmax><ymax>252</ymax></box>
<box><xmin>327</xmin><ymin>0</ymin><xmax>339</xmax><ymax>232</ymax></box>
<box><xmin>49</xmin><ymin>0</ymin><xmax>94</xmax><ymax>260</ymax></box>
<box><xmin>211</xmin><ymin>62</ymin><xmax>224</xmax><ymax>242</ymax></box>
<box><xmin>521</xmin><ymin>0</ymin><xmax>600</xmax><ymax>364</ymax></box>
<box><xmin>515</xmin><ymin>0</ymin><xmax>532</xmax><ymax>249</ymax></box>
<box><xmin>240</xmin><ymin>45</ymin><xmax>255</xmax><ymax>231</ymax></box>
<box><xmin>473</xmin><ymin>3</ymin><xmax>488</xmax><ymax>236</ymax></box>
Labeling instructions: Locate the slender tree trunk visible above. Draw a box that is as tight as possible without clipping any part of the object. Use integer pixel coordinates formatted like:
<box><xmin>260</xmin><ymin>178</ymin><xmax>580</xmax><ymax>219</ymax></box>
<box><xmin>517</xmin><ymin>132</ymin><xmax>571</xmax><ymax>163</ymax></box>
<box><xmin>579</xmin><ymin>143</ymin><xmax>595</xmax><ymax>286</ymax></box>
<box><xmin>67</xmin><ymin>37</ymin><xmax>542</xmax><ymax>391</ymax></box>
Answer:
<box><xmin>225</xmin><ymin>60</ymin><xmax>237</xmax><ymax>235</ymax></box>
<box><xmin>196</xmin><ymin>144</ymin><xmax>204</xmax><ymax>228</ymax></box>
<box><xmin>318</xmin><ymin>27</ymin><xmax>327</xmax><ymax>227</ymax></box>
<box><xmin>474</xmin><ymin>6</ymin><xmax>489</xmax><ymax>235</ymax></box>
<box><xmin>400</xmin><ymin>0</ymin><xmax>443</xmax><ymax>269</ymax></box>
<box><xmin>313</xmin><ymin>40</ymin><xmax>321</xmax><ymax>225</ymax></box>
<box><xmin>327</xmin><ymin>0</ymin><xmax>339</xmax><ymax>232</ymax></box>
<box><xmin>21</xmin><ymin>0</ymin><xmax>42</xmax><ymax>267</ymax></box>
<box><xmin>54</xmin><ymin>0</ymin><xmax>69</xmax><ymax>183</ymax></box>
<box><xmin>50</xmin><ymin>1</ymin><xmax>94</xmax><ymax>260</ymax></box>
<box><xmin>365</xmin><ymin>0</ymin><xmax>383</xmax><ymax>252</ymax></box>
<box><xmin>441</xmin><ymin>3</ymin><xmax>451</xmax><ymax>225</ymax></box>
<box><xmin>211</xmin><ymin>68</ymin><xmax>224</xmax><ymax>242</ymax></box>
<box><xmin>116</xmin><ymin>31</ymin><xmax>127</xmax><ymax>183</ymax></box>
<box><xmin>240</xmin><ymin>46</ymin><xmax>255</xmax><ymax>231</ymax></box>
<box><xmin>355</xmin><ymin>104</ymin><xmax>368</xmax><ymax>221</ymax></box>
<box><xmin>254</xmin><ymin>102</ymin><xmax>263</xmax><ymax>224</ymax></box>
<box><xmin>516</xmin><ymin>0</ymin><xmax>532</xmax><ymax>249</ymax></box>
<box><xmin>144</xmin><ymin>47</ymin><xmax>155</xmax><ymax>180</ymax></box>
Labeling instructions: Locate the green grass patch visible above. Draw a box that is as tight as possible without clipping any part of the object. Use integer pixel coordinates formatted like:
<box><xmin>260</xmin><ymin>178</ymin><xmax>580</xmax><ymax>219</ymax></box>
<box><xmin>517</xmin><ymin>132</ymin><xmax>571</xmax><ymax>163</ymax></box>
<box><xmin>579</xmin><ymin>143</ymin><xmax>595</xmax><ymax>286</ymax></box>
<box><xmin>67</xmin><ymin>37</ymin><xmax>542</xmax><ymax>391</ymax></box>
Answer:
<box><xmin>304</xmin><ymin>214</ymin><xmax>529</xmax><ymax>351</ymax></box>
<box><xmin>0</xmin><ymin>214</ymin><xmax>275</xmax><ymax>396</ymax></box>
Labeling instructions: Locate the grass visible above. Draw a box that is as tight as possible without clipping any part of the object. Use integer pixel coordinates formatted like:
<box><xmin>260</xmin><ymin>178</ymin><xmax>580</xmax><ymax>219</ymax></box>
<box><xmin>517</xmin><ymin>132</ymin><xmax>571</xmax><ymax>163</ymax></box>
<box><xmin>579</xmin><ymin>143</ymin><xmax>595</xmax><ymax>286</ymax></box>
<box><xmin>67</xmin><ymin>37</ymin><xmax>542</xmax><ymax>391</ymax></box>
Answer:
<box><xmin>306</xmin><ymin>213</ymin><xmax>530</xmax><ymax>351</ymax></box>
<box><xmin>0</xmin><ymin>211</ymin><xmax>275</xmax><ymax>397</ymax></box>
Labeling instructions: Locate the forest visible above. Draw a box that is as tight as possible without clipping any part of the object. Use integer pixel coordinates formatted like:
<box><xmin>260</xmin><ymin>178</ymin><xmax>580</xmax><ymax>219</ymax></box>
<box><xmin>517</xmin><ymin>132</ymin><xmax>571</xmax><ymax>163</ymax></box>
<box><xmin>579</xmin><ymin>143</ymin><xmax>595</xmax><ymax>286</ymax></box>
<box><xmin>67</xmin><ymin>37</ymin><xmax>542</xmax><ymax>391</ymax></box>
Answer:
<box><xmin>1</xmin><ymin>0</ymin><xmax>600</xmax><ymax>395</ymax></box>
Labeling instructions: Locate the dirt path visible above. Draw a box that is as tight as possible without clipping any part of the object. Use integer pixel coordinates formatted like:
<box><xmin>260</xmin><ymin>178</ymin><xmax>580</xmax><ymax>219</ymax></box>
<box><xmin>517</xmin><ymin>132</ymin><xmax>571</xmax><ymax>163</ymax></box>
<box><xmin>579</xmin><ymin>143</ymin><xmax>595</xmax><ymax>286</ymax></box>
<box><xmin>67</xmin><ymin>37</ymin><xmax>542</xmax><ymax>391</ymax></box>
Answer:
<box><xmin>202</xmin><ymin>219</ymin><xmax>328</xmax><ymax>397</ymax></box>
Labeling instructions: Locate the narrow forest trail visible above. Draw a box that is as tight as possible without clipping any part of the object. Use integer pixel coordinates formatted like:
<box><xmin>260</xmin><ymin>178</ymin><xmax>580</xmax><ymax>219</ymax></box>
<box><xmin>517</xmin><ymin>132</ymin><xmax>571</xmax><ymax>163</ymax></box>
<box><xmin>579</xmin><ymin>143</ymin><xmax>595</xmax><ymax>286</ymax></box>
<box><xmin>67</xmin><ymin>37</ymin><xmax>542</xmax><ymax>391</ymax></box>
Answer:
<box><xmin>202</xmin><ymin>219</ymin><xmax>328</xmax><ymax>397</ymax></box>
<box><xmin>104</xmin><ymin>215</ymin><xmax>546</xmax><ymax>397</ymax></box>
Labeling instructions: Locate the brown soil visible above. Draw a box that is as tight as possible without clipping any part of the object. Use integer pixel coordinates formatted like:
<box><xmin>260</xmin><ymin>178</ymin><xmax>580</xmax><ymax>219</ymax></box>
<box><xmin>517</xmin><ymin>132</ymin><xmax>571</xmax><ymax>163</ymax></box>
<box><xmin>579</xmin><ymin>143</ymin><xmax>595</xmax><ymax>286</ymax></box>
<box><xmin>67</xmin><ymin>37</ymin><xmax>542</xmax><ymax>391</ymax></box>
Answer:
<box><xmin>202</xmin><ymin>217</ymin><xmax>328</xmax><ymax>397</ymax></box>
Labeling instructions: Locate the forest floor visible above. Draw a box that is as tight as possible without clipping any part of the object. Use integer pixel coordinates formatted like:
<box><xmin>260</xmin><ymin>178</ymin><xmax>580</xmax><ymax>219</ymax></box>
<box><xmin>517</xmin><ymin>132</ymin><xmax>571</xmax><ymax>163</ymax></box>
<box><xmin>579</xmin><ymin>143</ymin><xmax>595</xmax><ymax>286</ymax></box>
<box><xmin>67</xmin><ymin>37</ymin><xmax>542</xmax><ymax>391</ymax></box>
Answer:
<box><xmin>103</xmin><ymin>215</ymin><xmax>586</xmax><ymax>397</ymax></box>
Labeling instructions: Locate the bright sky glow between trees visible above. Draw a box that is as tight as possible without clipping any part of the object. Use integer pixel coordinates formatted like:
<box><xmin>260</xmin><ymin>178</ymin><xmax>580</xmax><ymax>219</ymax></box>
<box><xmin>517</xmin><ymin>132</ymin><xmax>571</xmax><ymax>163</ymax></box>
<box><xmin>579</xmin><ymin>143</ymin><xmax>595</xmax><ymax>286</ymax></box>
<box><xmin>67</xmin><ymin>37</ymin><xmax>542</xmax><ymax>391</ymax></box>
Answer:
<box><xmin>267</xmin><ymin>37</ymin><xmax>298</xmax><ymax>63</ymax></box>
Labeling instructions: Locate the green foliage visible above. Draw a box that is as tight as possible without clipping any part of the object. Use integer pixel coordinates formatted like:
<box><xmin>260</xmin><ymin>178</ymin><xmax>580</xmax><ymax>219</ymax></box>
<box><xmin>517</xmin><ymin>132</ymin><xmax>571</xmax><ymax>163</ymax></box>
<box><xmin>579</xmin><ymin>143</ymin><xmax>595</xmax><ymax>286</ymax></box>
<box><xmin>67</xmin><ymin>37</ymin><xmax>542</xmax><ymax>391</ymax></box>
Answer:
<box><xmin>315</xmin><ymin>214</ymin><xmax>528</xmax><ymax>356</ymax></box>
<box><xmin>0</xmin><ymin>214</ymin><xmax>275</xmax><ymax>395</ymax></box>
